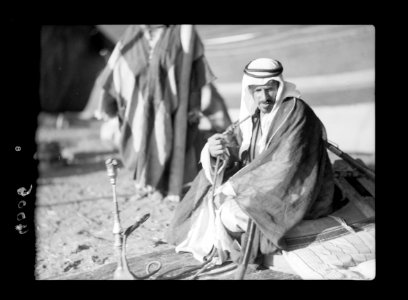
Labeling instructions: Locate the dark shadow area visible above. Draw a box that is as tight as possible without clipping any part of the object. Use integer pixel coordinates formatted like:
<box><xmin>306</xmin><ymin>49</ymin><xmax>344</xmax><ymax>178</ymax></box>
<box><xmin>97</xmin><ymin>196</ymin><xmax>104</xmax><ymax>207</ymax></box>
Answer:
<box><xmin>40</xmin><ymin>26</ymin><xmax>114</xmax><ymax>113</ymax></box>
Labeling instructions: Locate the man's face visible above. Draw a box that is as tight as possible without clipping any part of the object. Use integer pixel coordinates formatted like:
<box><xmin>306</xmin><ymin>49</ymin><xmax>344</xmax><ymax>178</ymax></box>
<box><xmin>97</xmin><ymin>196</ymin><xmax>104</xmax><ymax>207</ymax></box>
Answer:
<box><xmin>250</xmin><ymin>80</ymin><xmax>280</xmax><ymax>114</ymax></box>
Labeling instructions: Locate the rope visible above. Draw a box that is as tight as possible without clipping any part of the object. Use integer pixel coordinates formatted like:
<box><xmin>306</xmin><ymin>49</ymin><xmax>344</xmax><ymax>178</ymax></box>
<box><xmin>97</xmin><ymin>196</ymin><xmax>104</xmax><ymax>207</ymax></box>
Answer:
<box><xmin>189</xmin><ymin>248</ymin><xmax>217</xmax><ymax>280</ymax></box>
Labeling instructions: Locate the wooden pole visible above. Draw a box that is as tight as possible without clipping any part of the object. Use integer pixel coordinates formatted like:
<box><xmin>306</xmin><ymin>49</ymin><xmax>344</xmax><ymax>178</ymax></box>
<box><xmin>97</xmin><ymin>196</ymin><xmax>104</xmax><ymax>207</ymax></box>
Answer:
<box><xmin>167</xmin><ymin>25</ymin><xmax>195</xmax><ymax>201</ymax></box>
<box><xmin>234</xmin><ymin>219</ymin><xmax>256</xmax><ymax>280</ymax></box>
<box><xmin>326</xmin><ymin>142</ymin><xmax>375</xmax><ymax>181</ymax></box>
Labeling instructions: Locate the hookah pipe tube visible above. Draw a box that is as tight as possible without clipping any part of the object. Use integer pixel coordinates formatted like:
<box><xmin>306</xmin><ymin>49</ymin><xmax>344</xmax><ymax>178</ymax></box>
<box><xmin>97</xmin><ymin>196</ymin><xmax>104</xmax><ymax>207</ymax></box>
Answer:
<box><xmin>233</xmin><ymin>117</ymin><xmax>258</xmax><ymax>280</ymax></box>
<box><xmin>177</xmin><ymin>115</ymin><xmax>254</xmax><ymax>280</ymax></box>
<box><xmin>210</xmin><ymin>115</ymin><xmax>252</xmax><ymax>201</ymax></box>
<box><xmin>208</xmin><ymin>115</ymin><xmax>254</xmax><ymax>280</ymax></box>
<box><xmin>170</xmin><ymin>114</ymin><xmax>281</xmax><ymax>281</ymax></box>
<box><xmin>233</xmin><ymin>131</ymin><xmax>257</xmax><ymax>280</ymax></box>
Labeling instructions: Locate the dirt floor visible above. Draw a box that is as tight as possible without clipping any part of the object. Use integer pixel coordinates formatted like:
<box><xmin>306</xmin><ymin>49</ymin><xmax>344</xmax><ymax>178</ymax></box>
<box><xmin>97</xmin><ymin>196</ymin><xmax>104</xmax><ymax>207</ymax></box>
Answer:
<box><xmin>35</xmin><ymin>113</ymin><xmax>177</xmax><ymax>280</ymax></box>
<box><xmin>34</xmin><ymin>113</ymin><xmax>375</xmax><ymax>280</ymax></box>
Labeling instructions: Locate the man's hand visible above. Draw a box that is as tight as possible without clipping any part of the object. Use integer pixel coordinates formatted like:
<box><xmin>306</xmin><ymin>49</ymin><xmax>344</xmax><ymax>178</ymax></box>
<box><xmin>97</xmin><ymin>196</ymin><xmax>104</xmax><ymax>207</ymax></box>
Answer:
<box><xmin>208</xmin><ymin>134</ymin><xmax>228</xmax><ymax>158</ymax></box>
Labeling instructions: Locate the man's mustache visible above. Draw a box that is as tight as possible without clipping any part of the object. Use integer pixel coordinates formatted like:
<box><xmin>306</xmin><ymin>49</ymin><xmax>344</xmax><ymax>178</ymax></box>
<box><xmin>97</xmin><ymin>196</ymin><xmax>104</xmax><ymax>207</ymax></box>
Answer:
<box><xmin>260</xmin><ymin>99</ymin><xmax>275</xmax><ymax>104</ymax></box>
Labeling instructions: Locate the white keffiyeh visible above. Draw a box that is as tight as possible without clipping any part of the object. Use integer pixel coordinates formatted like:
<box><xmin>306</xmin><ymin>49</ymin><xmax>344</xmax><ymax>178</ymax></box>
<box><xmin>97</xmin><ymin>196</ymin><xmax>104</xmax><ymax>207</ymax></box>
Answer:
<box><xmin>238</xmin><ymin>58</ymin><xmax>301</xmax><ymax>157</ymax></box>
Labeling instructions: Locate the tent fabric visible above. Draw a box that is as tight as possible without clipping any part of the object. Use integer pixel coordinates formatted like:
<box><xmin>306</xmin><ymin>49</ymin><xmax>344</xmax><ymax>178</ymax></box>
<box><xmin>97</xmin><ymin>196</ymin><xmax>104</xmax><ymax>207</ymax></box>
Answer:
<box><xmin>40</xmin><ymin>26</ymin><xmax>113</xmax><ymax>113</ymax></box>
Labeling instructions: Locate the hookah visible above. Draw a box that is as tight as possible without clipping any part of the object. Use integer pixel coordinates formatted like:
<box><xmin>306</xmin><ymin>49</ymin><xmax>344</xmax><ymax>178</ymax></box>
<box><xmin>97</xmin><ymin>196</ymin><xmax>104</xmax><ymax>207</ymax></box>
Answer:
<box><xmin>104</xmin><ymin>114</ymin><xmax>253</xmax><ymax>280</ymax></box>
<box><xmin>105</xmin><ymin>158</ymin><xmax>162</xmax><ymax>280</ymax></box>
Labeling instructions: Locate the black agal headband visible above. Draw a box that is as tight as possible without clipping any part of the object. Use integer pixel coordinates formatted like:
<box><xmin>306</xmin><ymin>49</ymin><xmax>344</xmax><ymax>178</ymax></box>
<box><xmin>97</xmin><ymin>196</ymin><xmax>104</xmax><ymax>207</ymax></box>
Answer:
<box><xmin>244</xmin><ymin>60</ymin><xmax>283</xmax><ymax>78</ymax></box>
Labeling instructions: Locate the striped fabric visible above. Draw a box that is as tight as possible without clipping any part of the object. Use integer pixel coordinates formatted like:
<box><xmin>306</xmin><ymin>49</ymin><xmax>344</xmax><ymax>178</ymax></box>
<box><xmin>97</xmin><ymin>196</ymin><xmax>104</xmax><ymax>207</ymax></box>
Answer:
<box><xmin>283</xmin><ymin>223</ymin><xmax>375</xmax><ymax>279</ymax></box>
<box><xmin>96</xmin><ymin>25</ymin><xmax>231</xmax><ymax>194</ymax></box>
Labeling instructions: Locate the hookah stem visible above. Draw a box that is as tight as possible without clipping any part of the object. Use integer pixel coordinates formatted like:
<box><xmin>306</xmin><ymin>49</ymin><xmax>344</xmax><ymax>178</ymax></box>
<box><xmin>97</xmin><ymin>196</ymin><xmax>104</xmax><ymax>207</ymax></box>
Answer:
<box><xmin>210</xmin><ymin>156</ymin><xmax>221</xmax><ymax>201</ymax></box>
<box><xmin>112</xmin><ymin>183</ymin><xmax>121</xmax><ymax>226</ymax></box>
<box><xmin>111</xmin><ymin>181</ymin><xmax>124</xmax><ymax>269</ymax></box>
<box><xmin>229</xmin><ymin>115</ymin><xmax>251</xmax><ymax>133</ymax></box>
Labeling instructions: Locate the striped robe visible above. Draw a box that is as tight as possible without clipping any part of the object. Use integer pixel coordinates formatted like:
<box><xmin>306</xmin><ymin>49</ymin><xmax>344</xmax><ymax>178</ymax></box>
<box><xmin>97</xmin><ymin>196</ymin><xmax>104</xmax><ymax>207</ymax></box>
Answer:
<box><xmin>97</xmin><ymin>25</ymin><xmax>230</xmax><ymax>193</ymax></box>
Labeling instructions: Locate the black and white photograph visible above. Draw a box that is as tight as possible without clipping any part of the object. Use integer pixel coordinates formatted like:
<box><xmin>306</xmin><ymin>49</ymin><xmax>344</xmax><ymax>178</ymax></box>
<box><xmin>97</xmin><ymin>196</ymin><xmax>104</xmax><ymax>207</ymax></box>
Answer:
<box><xmin>10</xmin><ymin>24</ymin><xmax>375</xmax><ymax>281</ymax></box>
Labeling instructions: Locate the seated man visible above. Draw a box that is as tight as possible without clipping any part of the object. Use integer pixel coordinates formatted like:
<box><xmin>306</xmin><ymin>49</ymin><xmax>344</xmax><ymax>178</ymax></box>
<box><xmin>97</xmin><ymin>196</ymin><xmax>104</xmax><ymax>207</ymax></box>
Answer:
<box><xmin>166</xmin><ymin>58</ymin><xmax>336</xmax><ymax>266</ymax></box>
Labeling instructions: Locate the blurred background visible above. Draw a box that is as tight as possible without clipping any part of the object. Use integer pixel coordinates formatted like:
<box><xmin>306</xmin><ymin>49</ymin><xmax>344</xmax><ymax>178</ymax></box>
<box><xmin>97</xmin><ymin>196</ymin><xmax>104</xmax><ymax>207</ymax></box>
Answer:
<box><xmin>39</xmin><ymin>24</ymin><xmax>374</xmax><ymax>158</ymax></box>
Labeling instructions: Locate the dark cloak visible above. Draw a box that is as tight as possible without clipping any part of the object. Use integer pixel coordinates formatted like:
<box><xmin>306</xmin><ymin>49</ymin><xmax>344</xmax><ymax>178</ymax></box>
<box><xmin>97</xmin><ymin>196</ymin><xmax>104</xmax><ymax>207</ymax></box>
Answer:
<box><xmin>166</xmin><ymin>97</ymin><xmax>335</xmax><ymax>260</ymax></box>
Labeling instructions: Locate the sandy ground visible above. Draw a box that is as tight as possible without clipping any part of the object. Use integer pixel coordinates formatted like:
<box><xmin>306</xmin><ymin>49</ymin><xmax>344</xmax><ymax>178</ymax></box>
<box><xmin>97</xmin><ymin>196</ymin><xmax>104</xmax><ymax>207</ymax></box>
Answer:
<box><xmin>35</xmin><ymin>114</ymin><xmax>177</xmax><ymax>279</ymax></box>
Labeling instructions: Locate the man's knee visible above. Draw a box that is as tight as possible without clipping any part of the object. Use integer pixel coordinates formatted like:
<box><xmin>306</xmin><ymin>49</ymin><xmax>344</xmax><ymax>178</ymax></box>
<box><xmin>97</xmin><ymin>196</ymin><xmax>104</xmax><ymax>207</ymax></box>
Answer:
<box><xmin>219</xmin><ymin>200</ymin><xmax>249</xmax><ymax>234</ymax></box>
